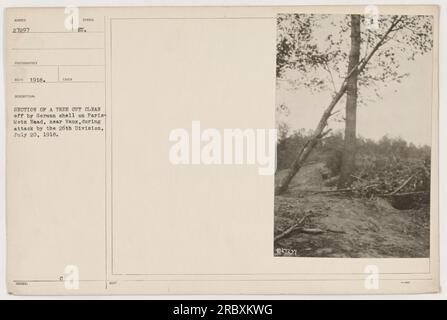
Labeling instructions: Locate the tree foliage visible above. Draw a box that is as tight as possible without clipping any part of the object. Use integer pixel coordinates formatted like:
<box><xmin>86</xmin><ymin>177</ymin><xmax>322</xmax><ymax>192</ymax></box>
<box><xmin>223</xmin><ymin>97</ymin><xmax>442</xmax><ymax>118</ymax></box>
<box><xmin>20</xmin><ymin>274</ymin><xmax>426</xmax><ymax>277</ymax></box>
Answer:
<box><xmin>275</xmin><ymin>13</ymin><xmax>433</xmax><ymax>196</ymax></box>
<box><xmin>277</xmin><ymin>14</ymin><xmax>433</xmax><ymax>105</ymax></box>
<box><xmin>276</xmin><ymin>128</ymin><xmax>430</xmax><ymax>206</ymax></box>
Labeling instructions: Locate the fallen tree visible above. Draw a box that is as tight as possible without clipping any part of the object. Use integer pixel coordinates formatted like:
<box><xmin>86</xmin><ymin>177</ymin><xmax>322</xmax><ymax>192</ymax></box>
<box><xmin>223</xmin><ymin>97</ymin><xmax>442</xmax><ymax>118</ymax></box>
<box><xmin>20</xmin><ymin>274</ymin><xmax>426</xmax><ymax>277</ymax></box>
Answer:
<box><xmin>276</xmin><ymin>16</ymin><xmax>403</xmax><ymax>195</ymax></box>
<box><xmin>274</xmin><ymin>210</ymin><xmax>347</xmax><ymax>243</ymax></box>
<box><xmin>274</xmin><ymin>212</ymin><xmax>311</xmax><ymax>242</ymax></box>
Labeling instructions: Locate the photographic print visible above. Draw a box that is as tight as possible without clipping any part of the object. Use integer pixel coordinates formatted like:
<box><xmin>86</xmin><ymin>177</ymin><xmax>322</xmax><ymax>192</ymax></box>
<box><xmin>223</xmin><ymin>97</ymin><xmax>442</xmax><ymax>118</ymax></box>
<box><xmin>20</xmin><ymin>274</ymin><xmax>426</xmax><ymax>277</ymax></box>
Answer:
<box><xmin>274</xmin><ymin>13</ymin><xmax>433</xmax><ymax>258</ymax></box>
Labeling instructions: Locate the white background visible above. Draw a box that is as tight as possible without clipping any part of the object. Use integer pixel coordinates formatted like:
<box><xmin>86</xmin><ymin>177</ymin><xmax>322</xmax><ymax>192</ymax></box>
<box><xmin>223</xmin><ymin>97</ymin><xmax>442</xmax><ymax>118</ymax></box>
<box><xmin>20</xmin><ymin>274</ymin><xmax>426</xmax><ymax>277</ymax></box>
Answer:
<box><xmin>0</xmin><ymin>0</ymin><xmax>445</xmax><ymax>300</ymax></box>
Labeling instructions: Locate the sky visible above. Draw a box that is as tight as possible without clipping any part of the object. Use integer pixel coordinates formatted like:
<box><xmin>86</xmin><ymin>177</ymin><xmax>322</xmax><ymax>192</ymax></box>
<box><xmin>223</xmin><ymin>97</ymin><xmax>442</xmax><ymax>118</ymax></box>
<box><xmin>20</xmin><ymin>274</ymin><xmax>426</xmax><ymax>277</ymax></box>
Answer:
<box><xmin>276</xmin><ymin>15</ymin><xmax>433</xmax><ymax>147</ymax></box>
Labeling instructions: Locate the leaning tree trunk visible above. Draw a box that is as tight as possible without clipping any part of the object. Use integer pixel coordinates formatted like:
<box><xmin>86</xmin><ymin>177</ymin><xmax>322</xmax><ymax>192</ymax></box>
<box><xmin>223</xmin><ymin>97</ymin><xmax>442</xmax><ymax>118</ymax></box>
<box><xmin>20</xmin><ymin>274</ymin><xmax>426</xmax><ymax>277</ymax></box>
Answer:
<box><xmin>338</xmin><ymin>15</ymin><xmax>361</xmax><ymax>188</ymax></box>
<box><xmin>275</xmin><ymin>16</ymin><xmax>402</xmax><ymax>196</ymax></box>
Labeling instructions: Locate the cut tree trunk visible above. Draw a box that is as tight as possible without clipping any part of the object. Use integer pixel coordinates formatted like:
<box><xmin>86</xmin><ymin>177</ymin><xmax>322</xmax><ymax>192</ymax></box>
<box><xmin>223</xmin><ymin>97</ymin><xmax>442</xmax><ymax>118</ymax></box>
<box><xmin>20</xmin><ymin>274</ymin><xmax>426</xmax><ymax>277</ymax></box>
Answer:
<box><xmin>275</xmin><ymin>16</ymin><xmax>402</xmax><ymax>195</ymax></box>
<box><xmin>338</xmin><ymin>15</ymin><xmax>361</xmax><ymax>188</ymax></box>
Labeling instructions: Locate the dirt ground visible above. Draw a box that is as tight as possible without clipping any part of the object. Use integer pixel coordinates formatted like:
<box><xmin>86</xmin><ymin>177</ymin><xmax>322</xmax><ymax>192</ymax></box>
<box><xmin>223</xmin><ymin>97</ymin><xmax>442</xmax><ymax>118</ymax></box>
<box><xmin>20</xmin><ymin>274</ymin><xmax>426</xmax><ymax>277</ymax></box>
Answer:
<box><xmin>274</xmin><ymin>163</ymin><xmax>430</xmax><ymax>258</ymax></box>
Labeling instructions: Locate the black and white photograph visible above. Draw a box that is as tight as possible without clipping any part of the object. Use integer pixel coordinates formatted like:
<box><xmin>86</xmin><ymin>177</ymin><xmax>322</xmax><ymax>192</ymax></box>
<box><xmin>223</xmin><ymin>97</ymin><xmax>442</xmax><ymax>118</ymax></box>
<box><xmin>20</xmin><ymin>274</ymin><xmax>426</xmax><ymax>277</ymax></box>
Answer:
<box><xmin>1</xmin><ymin>2</ymin><xmax>443</xmax><ymax>298</ymax></box>
<box><xmin>274</xmin><ymin>13</ymin><xmax>434</xmax><ymax>258</ymax></box>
